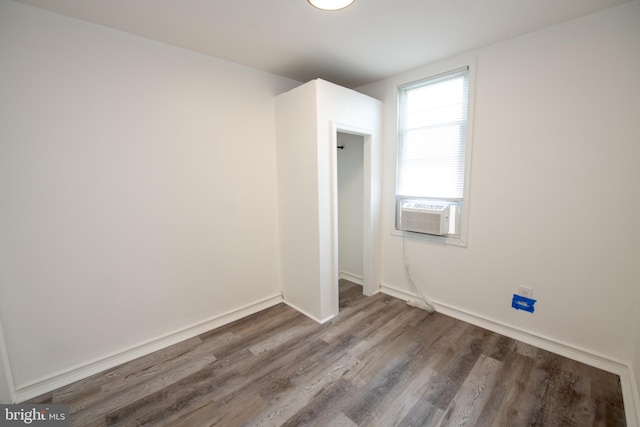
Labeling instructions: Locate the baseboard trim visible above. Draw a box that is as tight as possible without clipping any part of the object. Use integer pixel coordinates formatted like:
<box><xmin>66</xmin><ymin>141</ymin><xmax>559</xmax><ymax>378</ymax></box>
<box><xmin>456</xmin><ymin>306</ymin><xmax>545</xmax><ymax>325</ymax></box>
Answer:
<box><xmin>380</xmin><ymin>283</ymin><xmax>422</xmax><ymax>304</ymax></box>
<box><xmin>282</xmin><ymin>300</ymin><xmax>335</xmax><ymax>325</ymax></box>
<box><xmin>380</xmin><ymin>283</ymin><xmax>640</xmax><ymax>427</ymax></box>
<box><xmin>13</xmin><ymin>293</ymin><xmax>284</xmax><ymax>403</ymax></box>
<box><xmin>339</xmin><ymin>272</ymin><xmax>364</xmax><ymax>286</ymax></box>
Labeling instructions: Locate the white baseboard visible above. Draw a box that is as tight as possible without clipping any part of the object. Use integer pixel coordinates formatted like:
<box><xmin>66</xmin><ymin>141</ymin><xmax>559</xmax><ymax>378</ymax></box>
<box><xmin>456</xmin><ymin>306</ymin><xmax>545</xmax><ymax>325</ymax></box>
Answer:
<box><xmin>380</xmin><ymin>283</ymin><xmax>423</xmax><ymax>303</ymax></box>
<box><xmin>339</xmin><ymin>272</ymin><xmax>364</xmax><ymax>286</ymax></box>
<box><xmin>13</xmin><ymin>293</ymin><xmax>284</xmax><ymax>403</ymax></box>
<box><xmin>380</xmin><ymin>283</ymin><xmax>640</xmax><ymax>427</ymax></box>
<box><xmin>282</xmin><ymin>300</ymin><xmax>335</xmax><ymax>325</ymax></box>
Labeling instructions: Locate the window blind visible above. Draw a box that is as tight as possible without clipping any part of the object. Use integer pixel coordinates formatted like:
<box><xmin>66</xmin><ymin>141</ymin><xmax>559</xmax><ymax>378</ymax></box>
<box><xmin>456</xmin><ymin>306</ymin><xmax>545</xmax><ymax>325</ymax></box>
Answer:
<box><xmin>397</xmin><ymin>68</ymin><xmax>469</xmax><ymax>200</ymax></box>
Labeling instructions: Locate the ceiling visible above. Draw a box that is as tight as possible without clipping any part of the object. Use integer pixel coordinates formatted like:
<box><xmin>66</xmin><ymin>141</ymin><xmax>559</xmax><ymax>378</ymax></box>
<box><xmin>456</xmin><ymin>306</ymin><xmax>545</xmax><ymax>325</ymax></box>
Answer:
<box><xmin>12</xmin><ymin>0</ymin><xmax>633</xmax><ymax>88</ymax></box>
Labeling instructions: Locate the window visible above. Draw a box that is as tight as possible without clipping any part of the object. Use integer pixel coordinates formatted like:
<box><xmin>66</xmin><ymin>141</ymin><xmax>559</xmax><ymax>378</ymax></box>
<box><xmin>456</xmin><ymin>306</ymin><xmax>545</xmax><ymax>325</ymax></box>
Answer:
<box><xmin>396</xmin><ymin>67</ymin><xmax>470</xmax><ymax>240</ymax></box>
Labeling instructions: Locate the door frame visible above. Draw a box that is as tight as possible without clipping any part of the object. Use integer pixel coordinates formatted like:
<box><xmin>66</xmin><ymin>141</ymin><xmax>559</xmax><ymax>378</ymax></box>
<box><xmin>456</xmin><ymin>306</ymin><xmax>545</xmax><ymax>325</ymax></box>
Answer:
<box><xmin>329</xmin><ymin>121</ymin><xmax>380</xmax><ymax>316</ymax></box>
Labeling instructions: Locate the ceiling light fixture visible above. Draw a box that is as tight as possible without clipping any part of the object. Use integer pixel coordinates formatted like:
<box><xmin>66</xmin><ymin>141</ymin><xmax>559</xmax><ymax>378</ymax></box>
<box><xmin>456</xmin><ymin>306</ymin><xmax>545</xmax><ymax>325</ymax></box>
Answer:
<box><xmin>307</xmin><ymin>0</ymin><xmax>355</xmax><ymax>11</ymax></box>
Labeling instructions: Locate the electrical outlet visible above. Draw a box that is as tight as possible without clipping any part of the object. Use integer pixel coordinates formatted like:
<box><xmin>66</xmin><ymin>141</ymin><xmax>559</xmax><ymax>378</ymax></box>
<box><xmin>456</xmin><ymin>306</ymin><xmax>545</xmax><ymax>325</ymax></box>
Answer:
<box><xmin>518</xmin><ymin>286</ymin><xmax>533</xmax><ymax>299</ymax></box>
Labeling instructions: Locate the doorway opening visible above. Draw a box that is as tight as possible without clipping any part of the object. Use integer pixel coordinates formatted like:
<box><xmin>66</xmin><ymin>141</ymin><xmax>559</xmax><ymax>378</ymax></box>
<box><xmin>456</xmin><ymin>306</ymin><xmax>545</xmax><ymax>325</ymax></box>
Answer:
<box><xmin>336</xmin><ymin>132</ymin><xmax>365</xmax><ymax>309</ymax></box>
<box><xmin>331</xmin><ymin>126</ymin><xmax>378</xmax><ymax>314</ymax></box>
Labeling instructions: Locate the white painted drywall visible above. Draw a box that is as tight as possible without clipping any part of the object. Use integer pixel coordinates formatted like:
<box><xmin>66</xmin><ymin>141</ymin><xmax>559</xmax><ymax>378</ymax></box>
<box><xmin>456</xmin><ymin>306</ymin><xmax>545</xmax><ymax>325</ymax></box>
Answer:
<box><xmin>0</xmin><ymin>0</ymin><xmax>299</xmax><ymax>392</ymax></box>
<box><xmin>276</xmin><ymin>79</ymin><xmax>382</xmax><ymax>322</ymax></box>
<box><xmin>358</xmin><ymin>0</ymin><xmax>640</xmax><ymax>367</ymax></box>
<box><xmin>275</xmin><ymin>82</ymin><xmax>323</xmax><ymax>320</ymax></box>
<box><xmin>337</xmin><ymin>133</ymin><xmax>364</xmax><ymax>282</ymax></box>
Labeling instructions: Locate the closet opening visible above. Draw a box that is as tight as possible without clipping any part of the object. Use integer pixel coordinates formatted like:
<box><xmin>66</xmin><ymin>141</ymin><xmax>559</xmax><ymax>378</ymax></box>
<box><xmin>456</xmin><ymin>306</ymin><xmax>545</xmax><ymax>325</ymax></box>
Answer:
<box><xmin>333</xmin><ymin>129</ymin><xmax>374</xmax><ymax>312</ymax></box>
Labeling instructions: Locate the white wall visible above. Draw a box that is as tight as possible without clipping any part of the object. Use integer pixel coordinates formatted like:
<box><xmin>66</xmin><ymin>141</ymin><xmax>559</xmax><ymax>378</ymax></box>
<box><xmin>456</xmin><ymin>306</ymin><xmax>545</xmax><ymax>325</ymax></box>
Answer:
<box><xmin>275</xmin><ymin>82</ymin><xmax>322</xmax><ymax>320</ymax></box>
<box><xmin>337</xmin><ymin>133</ymin><xmax>364</xmax><ymax>283</ymax></box>
<box><xmin>359</xmin><ymin>0</ymin><xmax>640</xmax><ymax>367</ymax></box>
<box><xmin>0</xmin><ymin>0</ymin><xmax>298</xmax><ymax>398</ymax></box>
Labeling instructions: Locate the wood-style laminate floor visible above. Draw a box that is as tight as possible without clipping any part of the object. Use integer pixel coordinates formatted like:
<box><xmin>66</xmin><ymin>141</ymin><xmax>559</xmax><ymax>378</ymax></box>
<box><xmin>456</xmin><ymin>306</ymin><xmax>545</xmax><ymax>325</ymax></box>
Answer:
<box><xmin>30</xmin><ymin>280</ymin><xmax>626</xmax><ymax>426</ymax></box>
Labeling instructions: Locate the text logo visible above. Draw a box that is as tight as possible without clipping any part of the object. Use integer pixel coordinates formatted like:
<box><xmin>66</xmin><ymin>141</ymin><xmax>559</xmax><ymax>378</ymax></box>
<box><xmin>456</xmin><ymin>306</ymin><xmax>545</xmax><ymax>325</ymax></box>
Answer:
<box><xmin>1</xmin><ymin>405</ymin><xmax>69</xmax><ymax>426</ymax></box>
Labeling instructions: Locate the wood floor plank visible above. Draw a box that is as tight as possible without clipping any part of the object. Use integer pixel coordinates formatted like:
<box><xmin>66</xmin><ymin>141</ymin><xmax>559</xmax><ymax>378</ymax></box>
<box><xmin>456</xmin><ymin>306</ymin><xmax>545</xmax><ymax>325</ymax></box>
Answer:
<box><xmin>247</xmin><ymin>314</ymin><xmax>317</xmax><ymax>355</ymax></box>
<box><xmin>438</xmin><ymin>354</ymin><xmax>503</xmax><ymax>426</ymax></box>
<box><xmin>420</xmin><ymin>323</ymin><xmax>489</xmax><ymax>411</ymax></box>
<box><xmin>408</xmin><ymin>311</ymin><xmax>460</xmax><ymax>348</ymax></box>
<box><xmin>309</xmin><ymin>411</ymin><xmax>358</xmax><ymax>427</ymax></box>
<box><xmin>252</xmin><ymin>349</ymin><xmax>361</xmax><ymax>427</ymax></box>
<box><xmin>520</xmin><ymin>348</ymin><xmax>566</xmax><ymax>426</ymax></box>
<box><xmin>27</xmin><ymin>281</ymin><xmax>626</xmax><ymax>426</ymax></box>
<box><xmin>369</xmin><ymin>363</ymin><xmax>438</xmax><ymax>427</ymax></box>
<box><xmin>591</xmin><ymin>365</ymin><xmax>627</xmax><ymax>426</ymax></box>
<box><xmin>113</xmin><ymin>307</ymin><xmax>339</xmax><ymax>425</ymax></box>
<box><xmin>343</xmin><ymin>322</ymin><xmax>422</xmax><ymax>390</ymax></box>
<box><xmin>279</xmin><ymin>378</ymin><xmax>354</xmax><ymax>427</ymax></box>
<box><xmin>172</xmin><ymin>392</ymin><xmax>270</xmax><ymax>427</ymax></box>
<box><xmin>473</xmin><ymin>350</ymin><xmax>536</xmax><ymax>426</ymax></box>
<box><xmin>70</xmin><ymin>340</ymin><xmax>219</xmax><ymax>426</ymax></box>
<box><xmin>398</xmin><ymin>398</ymin><xmax>446</xmax><ymax>427</ymax></box>
<box><xmin>107</xmin><ymin>361</ymin><xmax>243</xmax><ymax>426</ymax></box>
<box><xmin>111</xmin><ymin>330</ymin><xmax>315</xmax><ymax>426</ymax></box>
<box><xmin>342</xmin><ymin>345</ymin><xmax>428</xmax><ymax>425</ymax></box>
<box><xmin>53</xmin><ymin>336</ymin><xmax>203</xmax><ymax>407</ymax></box>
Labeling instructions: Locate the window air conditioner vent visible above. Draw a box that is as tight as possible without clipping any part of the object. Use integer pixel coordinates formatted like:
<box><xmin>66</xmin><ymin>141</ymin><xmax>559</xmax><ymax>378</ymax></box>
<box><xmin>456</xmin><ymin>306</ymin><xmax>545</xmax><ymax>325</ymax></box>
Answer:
<box><xmin>399</xmin><ymin>202</ymin><xmax>449</xmax><ymax>236</ymax></box>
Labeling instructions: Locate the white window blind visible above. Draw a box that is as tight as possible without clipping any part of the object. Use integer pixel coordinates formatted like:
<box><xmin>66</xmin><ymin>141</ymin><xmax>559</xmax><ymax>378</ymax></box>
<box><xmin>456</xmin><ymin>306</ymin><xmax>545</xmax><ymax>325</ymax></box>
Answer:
<box><xmin>397</xmin><ymin>68</ymin><xmax>469</xmax><ymax>200</ymax></box>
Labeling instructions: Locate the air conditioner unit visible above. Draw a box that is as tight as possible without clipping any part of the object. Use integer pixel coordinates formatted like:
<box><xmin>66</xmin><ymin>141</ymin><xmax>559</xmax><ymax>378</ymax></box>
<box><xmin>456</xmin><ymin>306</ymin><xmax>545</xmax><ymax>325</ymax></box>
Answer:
<box><xmin>398</xmin><ymin>201</ymin><xmax>450</xmax><ymax>236</ymax></box>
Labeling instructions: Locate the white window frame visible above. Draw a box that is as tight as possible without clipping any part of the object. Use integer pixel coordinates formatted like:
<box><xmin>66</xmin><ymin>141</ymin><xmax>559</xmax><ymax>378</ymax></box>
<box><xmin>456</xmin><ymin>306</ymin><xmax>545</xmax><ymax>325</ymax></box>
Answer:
<box><xmin>393</xmin><ymin>60</ymin><xmax>475</xmax><ymax>247</ymax></box>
